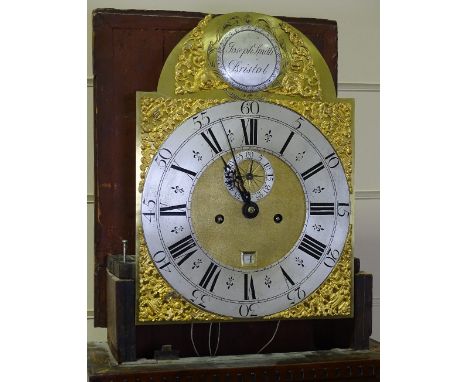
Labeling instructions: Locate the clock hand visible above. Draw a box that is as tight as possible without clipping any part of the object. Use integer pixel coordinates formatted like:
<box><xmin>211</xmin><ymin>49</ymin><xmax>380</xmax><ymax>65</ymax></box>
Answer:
<box><xmin>218</xmin><ymin>121</ymin><xmax>259</xmax><ymax>219</ymax></box>
<box><xmin>219</xmin><ymin>120</ymin><xmax>251</xmax><ymax>203</ymax></box>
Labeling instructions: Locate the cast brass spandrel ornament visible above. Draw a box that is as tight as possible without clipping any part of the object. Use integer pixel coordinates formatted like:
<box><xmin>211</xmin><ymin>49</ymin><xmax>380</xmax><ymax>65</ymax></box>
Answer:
<box><xmin>170</xmin><ymin>13</ymin><xmax>334</xmax><ymax>100</ymax></box>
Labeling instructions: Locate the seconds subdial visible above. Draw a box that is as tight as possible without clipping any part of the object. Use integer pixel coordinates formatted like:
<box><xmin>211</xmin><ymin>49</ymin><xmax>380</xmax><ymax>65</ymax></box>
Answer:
<box><xmin>224</xmin><ymin>150</ymin><xmax>274</xmax><ymax>202</ymax></box>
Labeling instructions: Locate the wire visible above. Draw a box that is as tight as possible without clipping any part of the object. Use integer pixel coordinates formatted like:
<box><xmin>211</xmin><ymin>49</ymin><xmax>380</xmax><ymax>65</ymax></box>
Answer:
<box><xmin>257</xmin><ymin>320</ymin><xmax>281</xmax><ymax>354</ymax></box>
<box><xmin>208</xmin><ymin>322</ymin><xmax>222</xmax><ymax>356</ymax></box>
<box><xmin>214</xmin><ymin>322</ymin><xmax>221</xmax><ymax>356</ymax></box>
<box><xmin>190</xmin><ymin>323</ymin><xmax>200</xmax><ymax>356</ymax></box>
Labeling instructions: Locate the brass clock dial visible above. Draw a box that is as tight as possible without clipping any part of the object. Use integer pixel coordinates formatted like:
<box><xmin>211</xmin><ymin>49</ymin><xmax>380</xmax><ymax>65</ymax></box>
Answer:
<box><xmin>140</xmin><ymin>100</ymin><xmax>350</xmax><ymax>318</ymax></box>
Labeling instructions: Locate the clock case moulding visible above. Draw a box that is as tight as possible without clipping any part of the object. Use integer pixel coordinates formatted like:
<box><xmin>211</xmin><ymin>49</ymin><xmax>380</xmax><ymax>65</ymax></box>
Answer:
<box><xmin>92</xmin><ymin>9</ymin><xmax>372</xmax><ymax>361</ymax></box>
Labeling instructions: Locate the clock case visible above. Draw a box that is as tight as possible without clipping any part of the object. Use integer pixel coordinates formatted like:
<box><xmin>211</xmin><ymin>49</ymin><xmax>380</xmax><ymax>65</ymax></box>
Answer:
<box><xmin>92</xmin><ymin>9</ymin><xmax>372</xmax><ymax>362</ymax></box>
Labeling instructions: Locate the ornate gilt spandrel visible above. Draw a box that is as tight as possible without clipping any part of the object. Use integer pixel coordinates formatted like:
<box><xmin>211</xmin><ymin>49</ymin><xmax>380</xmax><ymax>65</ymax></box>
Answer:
<box><xmin>174</xmin><ymin>13</ymin><xmax>330</xmax><ymax>100</ymax></box>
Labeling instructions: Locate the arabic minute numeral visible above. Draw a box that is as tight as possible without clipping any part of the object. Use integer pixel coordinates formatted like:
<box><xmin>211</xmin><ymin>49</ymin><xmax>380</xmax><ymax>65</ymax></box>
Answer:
<box><xmin>193</xmin><ymin>111</ymin><xmax>211</xmax><ymax>129</ymax></box>
<box><xmin>293</xmin><ymin>117</ymin><xmax>304</xmax><ymax>129</ymax></box>
<box><xmin>238</xmin><ymin>303</ymin><xmax>257</xmax><ymax>317</ymax></box>
<box><xmin>142</xmin><ymin>198</ymin><xmax>156</xmax><ymax>222</ymax></box>
<box><xmin>154</xmin><ymin>148</ymin><xmax>173</xmax><ymax>168</ymax></box>
<box><xmin>287</xmin><ymin>287</ymin><xmax>306</xmax><ymax>305</ymax></box>
<box><xmin>324</xmin><ymin>152</ymin><xmax>340</xmax><ymax>168</ymax></box>
<box><xmin>323</xmin><ymin>248</ymin><xmax>340</xmax><ymax>268</ymax></box>
<box><xmin>240</xmin><ymin>101</ymin><xmax>260</xmax><ymax>114</ymax></box>
<box><xmin>338</xmin><ymin>203</ymin><xmax>350</xmax><ymax>217</ymax></box>
<box><xmin>190</xmin><ymin>289</ymin><xmax>208</xmax><ymax>308</ymax></box>
<box><xmin>151</xmin><ymin>250</ymin><xmax>172</xmax><ymax>272</ymax></box>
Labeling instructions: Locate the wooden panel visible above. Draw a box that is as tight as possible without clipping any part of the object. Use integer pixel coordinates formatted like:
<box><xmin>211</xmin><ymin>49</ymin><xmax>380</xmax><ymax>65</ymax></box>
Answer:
<box><xmin>93</xmin><ymin>9</ymin><xmax>338</xmax><ymax>328</ymax></box>
<box><xmin>107</xmin><ymin>271</ymin><xmax>136</xmax><ymax>362</ymax></box>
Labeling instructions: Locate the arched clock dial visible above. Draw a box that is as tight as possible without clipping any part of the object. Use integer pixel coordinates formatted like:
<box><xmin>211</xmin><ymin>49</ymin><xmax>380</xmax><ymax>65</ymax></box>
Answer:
<box><xmin>141</xmin><ymin>100</ymin><xmax>351</xmax><ymax>318</ymax></box>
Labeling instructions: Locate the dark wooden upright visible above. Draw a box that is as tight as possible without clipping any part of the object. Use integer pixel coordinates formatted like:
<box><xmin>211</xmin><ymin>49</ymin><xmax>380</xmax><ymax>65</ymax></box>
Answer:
<box><xmin>92</xmin><ymin>9</ymin><xmax>372</xmax><ymax>362</ymax></box>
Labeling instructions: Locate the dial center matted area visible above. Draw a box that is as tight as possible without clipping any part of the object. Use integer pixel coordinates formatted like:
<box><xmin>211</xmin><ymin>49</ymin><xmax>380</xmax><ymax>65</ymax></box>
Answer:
<box><xmin>190</xmin><ymin>150</ymin><xmax>306</xmax><ymax>269</ymax></box>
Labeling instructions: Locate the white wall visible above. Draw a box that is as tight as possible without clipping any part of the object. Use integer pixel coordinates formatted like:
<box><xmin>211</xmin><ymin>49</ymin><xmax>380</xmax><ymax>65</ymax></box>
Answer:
<box><xmin>87</xmin><ymin>0</ymin><xmax>380</xmax><ymax>342</ymax></box>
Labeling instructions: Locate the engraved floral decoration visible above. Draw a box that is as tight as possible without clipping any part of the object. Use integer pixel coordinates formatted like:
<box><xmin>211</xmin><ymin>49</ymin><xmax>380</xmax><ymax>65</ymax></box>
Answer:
<box><xmin>170</xmin><ymin>226</ymin><xmax>184</xmax><ymax>234</ymax></box>
<box><xmin>295</xmin><ymin>257</ymin><xmax>305</xmax><ymax>267</ymax></box>
<box><xmin>226</xmin><ymin>276</ymin><xmax>234</xmax><ymax>289</ymax></box>
<box><xmin>171</xmin><ymin>185</ymin><xmax>184</xmax><ymax>194</ymax></box>
<box><xmin>193</xmin><ymin>150</ymin><xmax>203</xmax><ymax>161</ymax></box>
<box><xmin>313</xmin><ymin>224</ymin><xmax>324</xmax><ymax>232</ymax></box>
<box><xmin>295</xmin><ymin>151</ymin><xmax>306</xmax><ymax>161</ymax></box>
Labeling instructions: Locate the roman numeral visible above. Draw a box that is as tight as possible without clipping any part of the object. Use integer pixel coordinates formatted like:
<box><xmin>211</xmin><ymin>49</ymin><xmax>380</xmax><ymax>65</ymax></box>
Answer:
<box><xmin>160</xmin><ymin>204</ymin><xmax>187</xmax><ymax>216</ymax></box>
<box><xmin>201</xmin><ymin>128</ymin><xmax>222</xmax><ymax>154</ymax></box>
<box><xmin>199</xmin><ymin>262</ymin><xmax>221</xmax><ymax>292</ymax></box>
<box><xmin>310</xmin><ymin>202</ymin><xmax>335</xmax><ymax>215</ymax></box>
<box><xmin>280</xmin><ymin>132</ymin><xmax>294</xmax><ymax>155</ymax></box>
<box><xmin>171</xmin><ymin>164</ymin><xmax>197</xmax><ymax>178</ymax></box>
<box><xmin>243</xmin><ymin>274</ymin><xmax>256</xmax><ymax>300</ymax></box>
<box><xmin>301</xmin><ymin>161</ymin><xmax>325</xmax><ymax>181</ymax></box>
<box><xmin>167</xmin><ymin>235</ymin><xmax>197</xmax><ymax>267</ymax></box>
<box><xmin>298</xmin><ymin>234</ymin><xmax>326</xmax><ymax>260</ymax></box>
<box><xmin>280</xmin><ymin>266</ymin><xmax>295</xmax><ymax>288</ymax></box>
<box><xmin>241</xmin><ymin>119</ymin><xmax>258</xmax><ymax>145</ymax></box>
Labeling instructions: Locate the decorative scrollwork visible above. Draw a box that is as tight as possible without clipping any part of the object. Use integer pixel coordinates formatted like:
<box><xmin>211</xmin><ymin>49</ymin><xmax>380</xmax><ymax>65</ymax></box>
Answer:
<box><xmin>173</xmin><ymin>14</ymin><xmax>325</xmax><ymax>99</ymax></box>
<box><xmin>265</xmin><ymin>23</ymin><xmax>322</xmax><ymax>99</ymax></box>
<box><xmin>175</xmin><ymin>15</ymin><xmax>228</xmax><ymax>95</ymax></box>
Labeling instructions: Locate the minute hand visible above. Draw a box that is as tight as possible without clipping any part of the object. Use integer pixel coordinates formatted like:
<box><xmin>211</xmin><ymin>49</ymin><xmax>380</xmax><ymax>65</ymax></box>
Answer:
<box><xmin>219</xmin><ymin>120</ymin><xmax>250</xmax><ymax>202</ymax></box>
